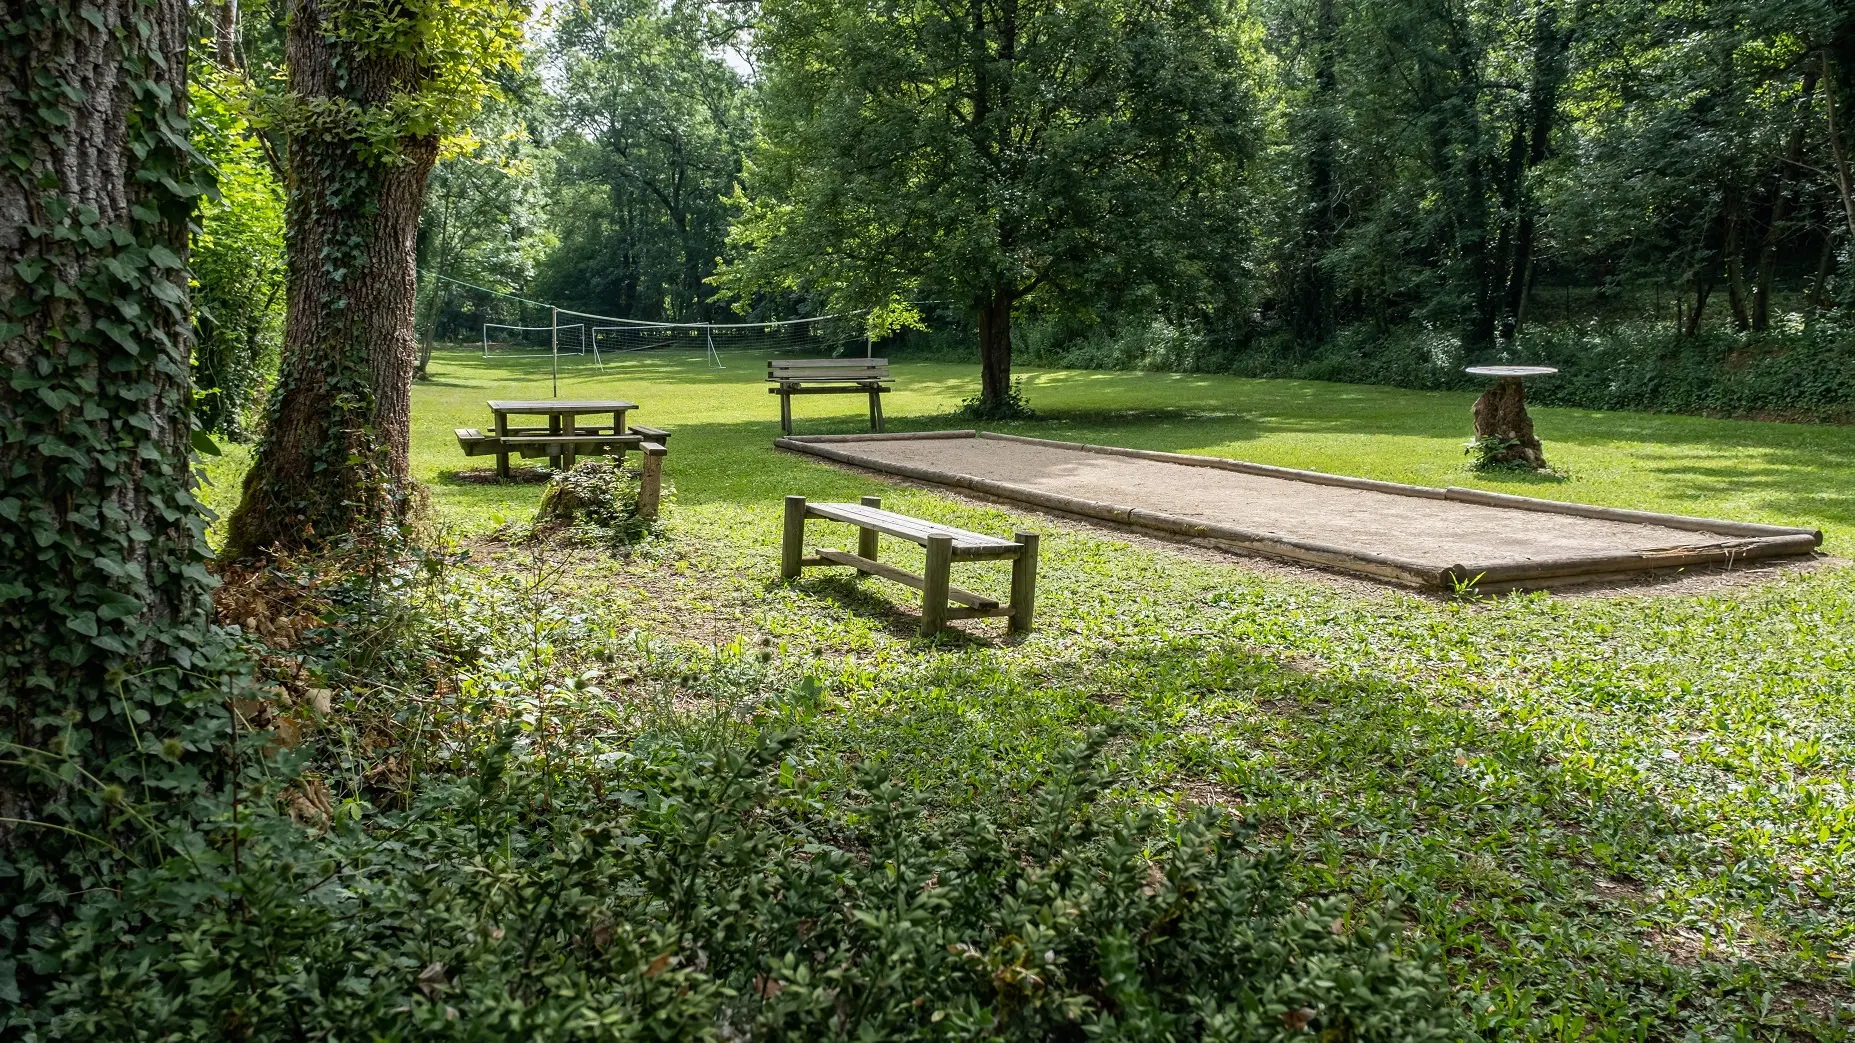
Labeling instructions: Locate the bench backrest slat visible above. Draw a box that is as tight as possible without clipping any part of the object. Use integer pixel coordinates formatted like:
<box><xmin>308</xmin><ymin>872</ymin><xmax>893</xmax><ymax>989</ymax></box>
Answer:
<box><xmin>769</xmin><ymin>358</ymin><xmax>890</xmax><ymax>382</ymax></box>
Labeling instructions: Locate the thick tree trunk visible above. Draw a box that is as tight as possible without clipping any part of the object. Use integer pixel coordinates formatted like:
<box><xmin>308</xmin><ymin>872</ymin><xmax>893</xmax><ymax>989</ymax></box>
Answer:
<box><xmin>221</xmin><ymin>0</ymin><xmax>438</xmax><ymax>557</ymax></box>
<box><xmin>1</xmin><ymin>0</ymin><xmax>230</xmax><ymax>999</ymax></box>
<box><xmin>1471</xmin><ymin>379</ymin><xmax>1546</xmax><ymax>468</ymax></box>
<box><xmin>975</xmin><ymin>293</ymin><xmax>1017</xmax><ymax>414</ymax></box>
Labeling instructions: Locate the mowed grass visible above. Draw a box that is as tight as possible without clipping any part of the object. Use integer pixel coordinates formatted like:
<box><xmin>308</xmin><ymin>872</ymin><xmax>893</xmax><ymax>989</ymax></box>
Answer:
<box><xmin>205</xmin><ymin>348</ymin><xmax>1854</xmax><ymax>552</ymax></box>
<box><xmin>207</xmin><ymin>350</ymin><xmax>1855</xmax><ymax>1035</ymax></box>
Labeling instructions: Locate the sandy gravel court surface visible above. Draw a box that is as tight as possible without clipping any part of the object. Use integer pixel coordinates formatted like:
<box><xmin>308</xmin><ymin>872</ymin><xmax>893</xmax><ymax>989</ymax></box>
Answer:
<box><xmin>779</xmin><ymin>432</ymin><xmax>1823</xmax><ymax>589</ymax></box>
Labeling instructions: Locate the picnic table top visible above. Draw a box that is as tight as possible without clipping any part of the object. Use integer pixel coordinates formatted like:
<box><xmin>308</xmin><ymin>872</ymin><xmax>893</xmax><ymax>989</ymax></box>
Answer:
<box><xmin>1464</xmin><ymin>366</ymin><xmax>1557</xmax><ymax>380</ymax></box>
<box><xmin>488</xmin><ymin>399</ymin><xmax>638</xmax><ymax>414</ymax></box>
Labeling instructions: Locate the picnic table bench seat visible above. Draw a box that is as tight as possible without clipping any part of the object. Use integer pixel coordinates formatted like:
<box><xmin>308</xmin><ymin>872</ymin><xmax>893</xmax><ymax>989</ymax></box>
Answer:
<box><xmin>781</xmin><ymin>495</ymin><xmax>1038</xmax><ymax>635</ymax></box>
<box><xmin>767</xmin><ymin>358</ymin><xmax>891</xmax><ymax>434</ymax></box>
<box><xmin>454</xmin><ymin>421</ymin><xmax>672</xmax><ymax>518</ymax></box>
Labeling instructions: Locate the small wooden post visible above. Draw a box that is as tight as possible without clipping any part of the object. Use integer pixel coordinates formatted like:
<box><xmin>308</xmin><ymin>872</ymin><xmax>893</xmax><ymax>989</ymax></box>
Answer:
<box><xmin>871</xmin><ymin>388</ymin><xmax>885</xmax><ymax>432</ymax></box>
<box><xmin>1009</xmin><ymin>531</ymin><xmax>1039</xmax><ymax>634</ymax></box>
<box><xmin>856</xmin><ymin>495</ymin><xmax>881</xmax><ymax>570</ymax></box>
<box><xmin>637</xmin><ymin>442</ymin><xmax>666</xmax><ymax>518</ymax></box>
<box><xmin>920</xmin><ymin>533</ymin><xmax>953</xmax><ymax>636</ymax></box>
<box><xmin>779</xmin><ymin>388</ymin><xmax>793</xmax><ymax>434</ymax></box>
<box><xmin>781</xmin><ymin>495</ymin><xmax>807</xmax><ymax>579</ymax></box>
<box><xmin>493</xmin><ymin>409</ymin><xmax>511</xmax><ymax>481</ymax></box>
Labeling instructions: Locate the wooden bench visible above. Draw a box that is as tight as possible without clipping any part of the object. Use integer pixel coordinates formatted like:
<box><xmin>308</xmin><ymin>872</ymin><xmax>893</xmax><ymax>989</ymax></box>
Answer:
<box><xmin>781</xmin><ymin>495</ymin><xmax>1037</xmax><ymax>635</ymax></box>
<box><xmin>767</xmin><ymin>358</ymin><xmax>891</xmax><ymax>434</ymax></box>
<box><xmin>454</xmin><ymin>426</ymin><xmax>670</xmax><ymax>517</ymax></box>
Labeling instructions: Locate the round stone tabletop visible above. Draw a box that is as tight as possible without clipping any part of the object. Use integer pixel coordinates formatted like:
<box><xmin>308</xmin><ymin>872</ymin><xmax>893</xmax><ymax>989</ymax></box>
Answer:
<box><xmin>1464</xmin><ymin>365</ymin><xmax>1558</xmax><ymax>380</ymax></box>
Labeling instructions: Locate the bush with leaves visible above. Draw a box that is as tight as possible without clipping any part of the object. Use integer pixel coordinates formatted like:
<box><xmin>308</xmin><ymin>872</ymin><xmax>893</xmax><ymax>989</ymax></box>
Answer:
<box><xmin>41</xmin><ymin>730</ymin><xmax>1457</xmax><ymax>1041</ymax></box>
<box><xmin>532</xmin><ymin>461</ymin><xmax>662</xmax><ymax>543</ymax></box>
<box><xmin>29</xmin><ymin>549</ymin><xmax>1458</xmax><ymax>1041</ymax></box>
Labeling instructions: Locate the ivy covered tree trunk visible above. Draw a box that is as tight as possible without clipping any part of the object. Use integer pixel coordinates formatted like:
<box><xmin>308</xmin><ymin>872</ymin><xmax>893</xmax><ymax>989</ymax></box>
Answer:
<box><xmin>220</xmin><ymin>0</ymin><xmax>439</xmax><ymax>558</ymax></box>
<box><xmin>1</xmin><ymin>0</ymin><xmax>234</xmax><ymax>1001</ymax></box>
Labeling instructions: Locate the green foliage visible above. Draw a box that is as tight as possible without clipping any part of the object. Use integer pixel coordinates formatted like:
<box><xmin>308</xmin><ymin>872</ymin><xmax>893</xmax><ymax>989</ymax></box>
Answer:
<box><xmin>720</xmin><ymin>0</ymin><xmax>1261</xmax><ymax>393</ymax></box>
<box><xmin>535</xmin><ymin>0</ymin><xmax>750</xmax><ymax>322</ymax></box>
<box><xmin>190</xmin><ymin>62</ymin><xmax>287</xmax><ymax>441</ymax></box>
<box><xmin>532</xmin><ymin>461</ymin><xmax>663</xmax><ymax>543</ymax></box>
<box><xmin>0</xmin><ymin>0</ymin><xmax>246</xmax><ymax>1018</ymax></box>
<box><xmin>35</xmin><ymin>548</ymin><xmax>1455</xmax><ymax>1041</ymax></box>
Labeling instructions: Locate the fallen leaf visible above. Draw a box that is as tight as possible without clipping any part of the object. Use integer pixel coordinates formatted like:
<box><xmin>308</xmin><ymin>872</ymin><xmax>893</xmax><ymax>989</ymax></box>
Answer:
<box><xmin>644</xmin><ymin>952</ymin><xmax>672</xmax><ymax>977</ymax></box>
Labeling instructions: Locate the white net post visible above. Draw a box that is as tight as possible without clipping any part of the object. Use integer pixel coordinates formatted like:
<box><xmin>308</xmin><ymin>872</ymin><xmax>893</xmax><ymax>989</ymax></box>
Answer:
<box><xmin>551</xmin><ymin>307</ymin><xmax>560</xmax><ymax>397</ymax></box>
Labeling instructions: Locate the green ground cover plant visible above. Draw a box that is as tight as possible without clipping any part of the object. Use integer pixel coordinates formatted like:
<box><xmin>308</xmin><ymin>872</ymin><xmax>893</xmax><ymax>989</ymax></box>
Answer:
<box><xmin>170</xmin><ymin>350</ymin><xmax>1855</xmax><ymax>1038</ymax></box>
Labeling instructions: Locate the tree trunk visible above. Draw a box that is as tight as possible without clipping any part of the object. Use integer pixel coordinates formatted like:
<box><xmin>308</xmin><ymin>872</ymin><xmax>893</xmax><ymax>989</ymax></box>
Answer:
<box><xmin>1722</xmin><ymin>203</ymin><xmax>1751</xmax><ymax>331</ymax></box>
<box><xmin>1471</xmin><ymin>379</ymin><xmax>1546</xmax><ymax>468</ymax></box>
<box><xmin>1</xmin><ymin>0</ymin><xmax>230</xmax><ymax>997</ymax></box>
<box><xmin>975</xmin><ymin>293</ymin><xmax>1017</xmax><ymax>414</ymax></box>
<box><xmin>1752</xmin><ymin>68</ymin><xmax>1818</xmax><ymax>332</ymax></box>
<box><xmin>221</xmin><ymin>0</ymin><xmax>439</xmax><ymax>558</ymax></box>
<box><xmin>1287</xmin><ymin>0</ymin><xmax>1339</xmax><ymax>347</ymax></box>
<box><xmin>1501</xmin><ymin>1</ymin><xmax>1569</xmax><ymax>342</ymax></box>
<box><xmin>1685</xmin><ymin>277</ymin><xmax>1712</xmax><ymax>336</ymax></box>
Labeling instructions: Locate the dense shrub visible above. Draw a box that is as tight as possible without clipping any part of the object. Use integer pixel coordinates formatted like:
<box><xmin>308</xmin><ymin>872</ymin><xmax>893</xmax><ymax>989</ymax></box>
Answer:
<box><xmin>41</xmin><ymin>732</ymin><xmax>1456</xmax><ymax>1041</ymax></box>
<box><xmin>533</xmin><ymin>462</ymin><xmax>662</xmax><ymax>542</ymax></box>
<box><xmin>964</xmin><ymin>313</ymin><xmax>1855</xmax><ymax>424</ymax></box>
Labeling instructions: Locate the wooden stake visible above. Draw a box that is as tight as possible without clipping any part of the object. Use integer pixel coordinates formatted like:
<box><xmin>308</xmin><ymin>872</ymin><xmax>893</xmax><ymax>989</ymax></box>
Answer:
<box><xmin>1009</xmin><ymin>531</ymin><xmax>1039</xmax><ymax>634</ymax></box>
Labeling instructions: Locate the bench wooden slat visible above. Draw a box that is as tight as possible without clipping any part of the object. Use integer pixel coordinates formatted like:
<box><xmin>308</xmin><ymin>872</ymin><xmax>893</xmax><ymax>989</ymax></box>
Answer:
<box><xmin>812</xmin><ymin>549</ymin><xmax>1000</xmax><ymax>608</ymax></box>
<box><xmin>770</xmin><ymin>357</ymin><xmax>890</xmax><ymax>369</ymax></box>
<box><xmin>806</xmin><ymin>502</ymin><xmax>1019</xmax><ymax>553</ymax></box>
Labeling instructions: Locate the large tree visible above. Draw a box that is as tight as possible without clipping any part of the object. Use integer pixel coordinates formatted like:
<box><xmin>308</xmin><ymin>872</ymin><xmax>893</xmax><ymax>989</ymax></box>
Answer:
<box><xmin>220</xmin><ymin>0</ymin><xmax>525</xmax><ymax>557</ymax></box>
<box><xmin>1</xmin><ymin>0</ymin><xmax>241</xmax><ymax>1006</ymax></box>
<box><xmin>722</xmin><ymin>0</ymin><xmax>1259</xmax><ymax>414</ymax></box>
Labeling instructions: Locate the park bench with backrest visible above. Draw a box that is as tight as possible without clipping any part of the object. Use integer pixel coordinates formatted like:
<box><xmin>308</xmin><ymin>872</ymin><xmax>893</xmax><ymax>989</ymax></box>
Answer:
<box><xmin>781</xmin><ymin>494</ymin><xmax>1038</xmax><ymax>636</ymax></box>
<box><xmin>767</xmin><ymin>358</ymin><xmax>891</xmax><ymax>434</ymax></box>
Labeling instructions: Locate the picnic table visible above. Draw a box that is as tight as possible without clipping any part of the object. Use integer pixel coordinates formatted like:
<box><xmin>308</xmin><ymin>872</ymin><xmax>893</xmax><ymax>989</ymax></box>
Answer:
<box><xmin>455</xmin><ymin>399</ymin><xmax>671</xmax><ymax>482</ymax></box>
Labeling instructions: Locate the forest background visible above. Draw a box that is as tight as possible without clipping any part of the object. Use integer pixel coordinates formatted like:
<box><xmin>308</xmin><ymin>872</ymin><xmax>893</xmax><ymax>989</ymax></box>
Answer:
<box><xmin>193</xmin><ymin>0</ymin><xmax>1855</xmax><ymax>432</ymax></box>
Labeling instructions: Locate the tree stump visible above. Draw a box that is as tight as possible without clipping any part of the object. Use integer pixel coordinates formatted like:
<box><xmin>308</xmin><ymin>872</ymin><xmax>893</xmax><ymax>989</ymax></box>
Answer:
<box><xmin>1471</xmin><ymin>378</ymin><xmax>1546</xmax><ymax>468</ymax></box>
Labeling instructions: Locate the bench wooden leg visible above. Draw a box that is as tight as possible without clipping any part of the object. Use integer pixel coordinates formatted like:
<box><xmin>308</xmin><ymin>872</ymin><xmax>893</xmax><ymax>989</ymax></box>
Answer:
<box><xmin>781</xmin><ymin>495</ymin><xmax>807</xmax><ymax>579</ymax></box>
<box><xmin>780</xmin><ymin>391</ymin><xmax>792</xmax><ymax>435</ymax></box>
<box><xmin>638</xmin><ymin>444</ymin><xmax>665</xmax><ymax>519</ymax></box>
<box><xmin>920</xmin><ymin>533</ymin><xmax>953</xmax><ymax>636</ymax></box>
<box><xmin>1009</xmin><ymin>531</ymin><xmax>1039</xmax><ymax>634</ymax></box>
<box><xmin>548</xmin><ymin>415</ymin><xmax>562</xmax><ymax>471</ymax></box>
<box><xmin>856</xmin><ymin>495</ymin><xmax>881</xmax><ymax>572</ymax></box>
<box><xmin>870</xmin><ymin>389</ymin><xmax>885</xmax><ymax>432</ymax></box>
<box><xmin>495</xmin><ymin>414</ymin><xmax>510</xmax><ymax>480</ymax></box>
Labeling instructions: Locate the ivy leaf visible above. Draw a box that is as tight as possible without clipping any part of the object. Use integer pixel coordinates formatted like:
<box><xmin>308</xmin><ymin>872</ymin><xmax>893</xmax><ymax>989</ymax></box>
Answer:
<box><xmin>148</xmin><ymin>244</ymin><xmax>183</xmax><ymax>269</ymax></box>
<box><xmin>192</xmin><ymin>430</ymin><xmax>223</xmax><ymax>456</ymax></box>
<box><xmin>94</xmin><ymin>590</ymin><xmax>144</xmax><ymax>621</ymax></box>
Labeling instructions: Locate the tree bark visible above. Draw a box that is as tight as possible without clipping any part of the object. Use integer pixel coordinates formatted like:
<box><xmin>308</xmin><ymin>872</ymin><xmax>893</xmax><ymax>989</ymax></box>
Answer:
<box><xmin>1471</xmin><ymin>379</ymin><xmax>1545</xmax><ymax>468</ymax></box>
<box><xmin>1751</xmin><ymin>68</ymin><xmax>1817</xmax><ymax>332</ymax></box>
<box><xmin>1</xmin><ymin>0</ymin><xmax>229</xmax><ymax>995</ymax></box>
<box><xmin>1287</xmin><ymin>0</ymin><xmax>1340</xmax><ymax>347</ymax></box>
<box><xmin>1722</xmin><ymin>202</ymin><xmax>1751</xmax><ymax>331</ymax></box>
<box><xmin>1500</xmin><ymin>1</ymin><xmax>1569</xmax><ymax>342</ymax></box>
<box><xmin>221</xmin><ymin>0</ymin><xmax>439</xmax><ymax>558</ymax></box>
<box><xmin>1686</xmin><ymin>276</ymin><xmax>1711</xmax><ymax>336</ymax></box>
<box><xmin>975</xmin><ymin>292</ymin><xmax>1017</xmax><ymax>414</ymax></box>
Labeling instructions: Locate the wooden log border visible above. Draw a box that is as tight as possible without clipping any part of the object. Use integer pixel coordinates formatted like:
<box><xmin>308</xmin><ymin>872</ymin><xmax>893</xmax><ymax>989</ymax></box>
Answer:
<box><xmin>776</xmin><ymin>431</ymin><xmax>1824</xmax><ymax>591</ymax></box>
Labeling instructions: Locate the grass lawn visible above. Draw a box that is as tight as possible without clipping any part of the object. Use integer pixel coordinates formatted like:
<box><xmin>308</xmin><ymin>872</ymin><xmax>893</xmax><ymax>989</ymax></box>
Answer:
<box><xmin>210</xmin><ymin>350</ymin><xmax>1855</xmax><ymax>1036</ymax></box>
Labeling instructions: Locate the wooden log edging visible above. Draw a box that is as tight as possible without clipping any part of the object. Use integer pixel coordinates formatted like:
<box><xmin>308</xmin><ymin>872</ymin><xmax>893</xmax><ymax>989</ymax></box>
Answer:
<box><xmin>1439</xmin><ymin>486</ymin><xmax>1821</xmax><ymax>541</ymax></box>
<box><xmin>774</xmin><ymin>431</ymin><xmax>1824</xmax><ymax>590</ymax></box>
